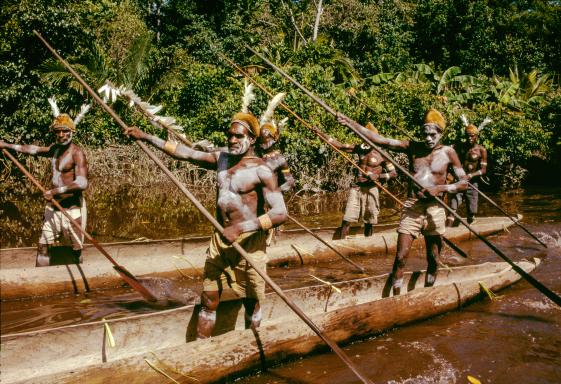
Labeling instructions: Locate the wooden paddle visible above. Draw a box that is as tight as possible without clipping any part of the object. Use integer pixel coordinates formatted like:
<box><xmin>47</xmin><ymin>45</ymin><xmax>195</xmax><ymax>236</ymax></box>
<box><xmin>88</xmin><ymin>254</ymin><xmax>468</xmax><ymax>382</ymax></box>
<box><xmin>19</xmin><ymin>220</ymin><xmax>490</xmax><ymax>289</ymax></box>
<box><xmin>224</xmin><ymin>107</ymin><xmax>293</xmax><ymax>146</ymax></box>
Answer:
<box><xmin>248</xmin><ymin>46</ymin><xmax>561</xmax><ymax>308</ymax></box>
<box><xmin>467</xmin><ymin>181</ymin><xmax>547</xmax><ymax>248</ymax></box>
<box><xmin>218</xmin><ymin>53</ymin><xmax>469</xmax><ymax>259</ymax></box>
<box><xmin>287</xmin><ymin>214</ymin><xmax>367</xmax><ymax>273</ymax></box>
<box><xmin>34</xmin><ymin>30</ymin><xmax>374</xmax><ymax>384</ymax></box>
<box><xmin>2</xmin><ymin>148</ymin><xmax>158</xmax><ymax>302</ymax></box>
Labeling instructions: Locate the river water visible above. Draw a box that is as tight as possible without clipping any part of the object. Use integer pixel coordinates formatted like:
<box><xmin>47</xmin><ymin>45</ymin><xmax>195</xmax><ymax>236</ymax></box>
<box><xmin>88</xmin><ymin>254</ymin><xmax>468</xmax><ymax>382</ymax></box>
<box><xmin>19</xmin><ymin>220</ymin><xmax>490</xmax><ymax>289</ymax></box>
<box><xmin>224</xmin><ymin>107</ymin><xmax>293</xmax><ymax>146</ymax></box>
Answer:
<box><xmin>1</xmin><ymin>188</ymin><xmax>560</xmax><ymax>383</ymax></box>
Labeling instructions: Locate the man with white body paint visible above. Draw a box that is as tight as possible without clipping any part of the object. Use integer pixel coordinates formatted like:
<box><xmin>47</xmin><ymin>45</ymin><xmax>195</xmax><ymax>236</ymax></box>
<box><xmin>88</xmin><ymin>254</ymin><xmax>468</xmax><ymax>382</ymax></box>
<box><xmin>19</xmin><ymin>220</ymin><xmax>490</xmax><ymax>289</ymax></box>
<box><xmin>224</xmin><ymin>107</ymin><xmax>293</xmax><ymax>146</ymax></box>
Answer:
<box><xmin>125</xmin><ymin>111</ymin><xmax>288</xmax><ymax>339</ymax></box>
<box><xmin>337</xmin><ymin>109</ymin><xmax>468</xmax><ymax>294</ymax></box>
<box><xmin>0</xmin><ymin>113</ymin><xmax>89</xmax><ymax>266</ymax></box>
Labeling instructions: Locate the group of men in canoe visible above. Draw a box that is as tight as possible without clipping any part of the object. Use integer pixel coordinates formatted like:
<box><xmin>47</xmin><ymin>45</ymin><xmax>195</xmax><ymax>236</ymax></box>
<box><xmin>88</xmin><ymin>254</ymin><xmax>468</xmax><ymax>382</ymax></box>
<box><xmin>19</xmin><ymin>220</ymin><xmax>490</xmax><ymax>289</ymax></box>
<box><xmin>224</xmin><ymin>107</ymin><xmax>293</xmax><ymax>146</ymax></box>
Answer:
<box><xmin>0</xmin><ymin>82</ymin><xmax>489</xmax><ymax>337</ymax></box>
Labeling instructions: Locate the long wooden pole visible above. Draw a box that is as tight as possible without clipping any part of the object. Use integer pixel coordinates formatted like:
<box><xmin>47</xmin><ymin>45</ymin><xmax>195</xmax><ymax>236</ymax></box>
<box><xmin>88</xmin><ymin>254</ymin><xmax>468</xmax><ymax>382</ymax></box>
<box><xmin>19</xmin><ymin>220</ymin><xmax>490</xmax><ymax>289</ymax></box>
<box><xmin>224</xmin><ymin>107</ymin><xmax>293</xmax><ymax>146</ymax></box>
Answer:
<box><xmin>248</xmin><ymin>46</ymin><xmax>561</xmax><ymax>307</ymax></box>
<box><xmin>467</xmin><ymin>182</ymin><xmax>547</xmax><ymax>247</ymax></box>
<box><xmin>287</xmin><ymin>214</ymin><xmax>366</xmax><ymax>273</ymax></box>
<box><xmin>219</xmin><ymin>53</ymin><xmax>468</xmax><ymax>259</ymax></box>
<box><xmin>2</xmin><ymin>149</ymin><xmax>158</xmax><ymax>302</ymax></box>
<box><xmin>34</xmin><ymin>31</ymin><xmax>374</xmax><ymax>384</ymax></box>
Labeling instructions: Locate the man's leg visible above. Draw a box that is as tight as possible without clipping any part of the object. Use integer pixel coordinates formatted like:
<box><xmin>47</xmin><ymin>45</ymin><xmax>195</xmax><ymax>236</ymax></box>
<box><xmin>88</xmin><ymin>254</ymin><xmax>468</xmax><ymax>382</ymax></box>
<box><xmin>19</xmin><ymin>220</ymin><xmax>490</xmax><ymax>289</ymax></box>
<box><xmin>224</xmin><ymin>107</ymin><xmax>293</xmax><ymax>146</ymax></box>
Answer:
<box><xmin>243</xmin><ymin>298</ymin><xmax>262</xmax><ymax>329</ymax></box>
<box><xmin>424</xmin><ymin>235</ymin><xmax>442</xmax><ymax>287</ymax></box>
<box><xmin>36</xmin><ymin>243</ymin><xmax>50</xmax><ymax>267</ymax></box>
<box><xmin>390</xmin><ymin>233</ymin><xmax>414</xmax><ymax>295</ymax></box>
<box><xmin>364</xmin><ymin>223</ymin><xmax>373</xmax><ymax>237</ymax></box>
<box><xmin>466</xmin><ymin>182</ymin><xmax>478</xmax><ymax>224</ymax></box>
<box><xmin>340</xmin><ymin>220</ymin><xmax>352</xmax><ymax>239</ymax></box>
<box><xmin>446</xmin><ymin>193</ymin><xmax>462</xmax><ymax>227</ymax></box>
<box><xmin>197</xmin><ymin>290</ymin><xmax>220</xmax><ymax>339</ymax></box>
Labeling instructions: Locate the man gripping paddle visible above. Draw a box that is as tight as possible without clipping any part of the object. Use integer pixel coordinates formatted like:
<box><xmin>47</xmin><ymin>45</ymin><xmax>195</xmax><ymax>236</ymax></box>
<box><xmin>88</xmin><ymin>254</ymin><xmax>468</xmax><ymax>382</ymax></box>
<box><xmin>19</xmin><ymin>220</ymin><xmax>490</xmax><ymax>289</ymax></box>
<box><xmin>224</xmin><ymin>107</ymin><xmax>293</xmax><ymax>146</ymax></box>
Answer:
<box><xmin>338</xmin><ymin>109</ymin><xmax>468</xmax><ymax>294</ymax></box>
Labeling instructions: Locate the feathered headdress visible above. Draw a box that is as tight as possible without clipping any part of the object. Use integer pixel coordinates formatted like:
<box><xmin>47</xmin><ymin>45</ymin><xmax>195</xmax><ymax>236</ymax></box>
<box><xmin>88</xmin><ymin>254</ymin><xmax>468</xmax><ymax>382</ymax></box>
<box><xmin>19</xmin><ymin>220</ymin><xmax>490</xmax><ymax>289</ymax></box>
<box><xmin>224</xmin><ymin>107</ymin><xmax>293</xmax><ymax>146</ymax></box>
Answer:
<box><xmin>232</xmin><ymin>78</ymin><xmax>260</xmax><ymax>137</ymax></box>
<box><xmin>260</xmin><ymin>92</ymin><xmax>286</xmax><ymax>139</ymax></box>
<box><xmin>98</xmin><ymin>82</ymin><xmax>191</xmax><ymax>146</ymax></box>
<box><xmin>461</xmin><ymin>114</ymin><xmax>492</xmax><ymax>134</ymax></box>
<box><xmin>48</xmin><ymin>96</ymin><xmax>90</xmax><ymax>131</ymax></box>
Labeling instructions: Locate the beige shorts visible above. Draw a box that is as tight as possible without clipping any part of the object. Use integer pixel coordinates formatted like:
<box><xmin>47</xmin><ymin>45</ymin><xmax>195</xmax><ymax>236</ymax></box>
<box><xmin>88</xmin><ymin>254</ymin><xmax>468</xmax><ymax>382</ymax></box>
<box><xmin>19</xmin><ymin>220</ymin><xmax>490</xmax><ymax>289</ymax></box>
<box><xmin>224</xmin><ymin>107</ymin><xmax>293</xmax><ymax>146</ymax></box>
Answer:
<box><xmin>39</xmin><ymin>198</ymin><xmax>87</xmax><ymax>250</ymax></box>
<box><xmin>343</xmin><ymin>185</ymin><xmax>380</xmax><ymax>224</ymax></box>
<box><xmin>203</xmin><ymin>230</ymin><xmax>267</xmax><ymax>302</ymax></box>
<box><xmin>397</xmin><ymin>198</ymin><xmax>445</xmax><ymax>238</ymax></box>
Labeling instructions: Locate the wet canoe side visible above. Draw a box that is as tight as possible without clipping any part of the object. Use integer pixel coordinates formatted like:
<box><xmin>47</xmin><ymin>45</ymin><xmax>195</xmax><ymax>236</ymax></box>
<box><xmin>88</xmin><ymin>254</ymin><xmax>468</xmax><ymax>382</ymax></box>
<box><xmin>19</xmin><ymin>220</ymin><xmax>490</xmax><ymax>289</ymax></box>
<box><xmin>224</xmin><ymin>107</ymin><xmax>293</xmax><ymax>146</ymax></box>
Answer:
<box><xmin>0</xmin><ymin>216</ymin><xmax>520</xmax><ymax>300</ymax></box>
<box><xmin>0</xmin><ymin>259</ymin><xmax>539</xmax><ymax>384</ymax></box>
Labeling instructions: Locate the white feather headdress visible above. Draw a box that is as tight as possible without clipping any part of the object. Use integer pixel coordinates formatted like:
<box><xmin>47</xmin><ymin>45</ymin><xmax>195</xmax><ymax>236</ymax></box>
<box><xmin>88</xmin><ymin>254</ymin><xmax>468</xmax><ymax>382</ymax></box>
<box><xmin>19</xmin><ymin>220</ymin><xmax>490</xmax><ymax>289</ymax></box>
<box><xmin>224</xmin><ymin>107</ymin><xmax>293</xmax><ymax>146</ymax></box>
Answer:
<box><xmin>241</xmin><ymin>79</ymin><xmax>256</xmax><ymax>113</ymax></box>
<box><xmin>478</xmin><ymin>117</ymin><xmax>492</xmax><ymax>132</ymax></box>
<box><xmin>47</xmin><ymin>96</ymin><xmax>91</xmax><ymax>127</ymax></box>
<box><xmin>260</xmin><ymin>92</ymin><xmax>286</xmax><ymax>126</ymax></box>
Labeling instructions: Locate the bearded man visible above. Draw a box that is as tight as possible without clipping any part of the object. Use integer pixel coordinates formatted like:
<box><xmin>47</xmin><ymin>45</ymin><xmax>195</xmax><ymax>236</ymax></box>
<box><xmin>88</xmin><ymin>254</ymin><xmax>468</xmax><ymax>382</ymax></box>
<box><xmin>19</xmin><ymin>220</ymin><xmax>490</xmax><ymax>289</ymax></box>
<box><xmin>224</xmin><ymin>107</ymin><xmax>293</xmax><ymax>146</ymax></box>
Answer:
<box><xmin>125</xmin><ymin>111</ymin><xmax>287</xmax><ymax>338</ymax></box>
<box><xmin>0</xmin><ymin>102</ymin><xmax>89</xmax><ymax>267</ymax></box>
<box><xmin>337</xmin><ymin>109</ymin><xmax>468</xmax><ymax>295</ymax></box>
<box><xmin>446</xmin><ymin>118</ymin><xmax>489</xmax><ymax>226</ymax></box>
<box><xmin>326</xmin><ymin>123</ymin><xmax>397</xmax><ymax>239</ymax></box>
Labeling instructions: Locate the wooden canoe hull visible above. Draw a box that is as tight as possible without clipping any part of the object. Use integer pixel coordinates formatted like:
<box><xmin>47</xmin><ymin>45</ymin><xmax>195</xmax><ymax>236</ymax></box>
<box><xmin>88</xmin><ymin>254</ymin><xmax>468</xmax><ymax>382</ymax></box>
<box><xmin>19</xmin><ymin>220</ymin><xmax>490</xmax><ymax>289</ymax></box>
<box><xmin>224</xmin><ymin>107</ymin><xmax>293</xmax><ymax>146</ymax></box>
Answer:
<box><xmin>0</xmin><ymin>258</ymin><xmax>539</xmax><ymax>384</ymax></box>
<box><xmin>0</xmin><ymin>216</ymin><xmax>520</xmax><ymax>301</ymax></box>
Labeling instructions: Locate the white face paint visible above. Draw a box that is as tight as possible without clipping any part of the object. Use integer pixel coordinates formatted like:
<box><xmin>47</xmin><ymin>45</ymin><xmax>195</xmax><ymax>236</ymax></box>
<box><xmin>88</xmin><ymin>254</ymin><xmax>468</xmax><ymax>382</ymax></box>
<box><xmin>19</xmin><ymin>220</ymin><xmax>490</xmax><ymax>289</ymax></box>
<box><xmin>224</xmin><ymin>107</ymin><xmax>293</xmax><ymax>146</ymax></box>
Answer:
<box><xmin>422</xmin><ymin>124</ymin><xmax>442</xmax><ymax>149</ymax></box>
<box><xmin>228</xmin><ymin>123</ymin><xmax>254</xmax><ymax>156</ymax></box>
<box><xmin>229</xmin><ymin>136</ymin><xmax>251</xmax><ymax>155</ymax></box>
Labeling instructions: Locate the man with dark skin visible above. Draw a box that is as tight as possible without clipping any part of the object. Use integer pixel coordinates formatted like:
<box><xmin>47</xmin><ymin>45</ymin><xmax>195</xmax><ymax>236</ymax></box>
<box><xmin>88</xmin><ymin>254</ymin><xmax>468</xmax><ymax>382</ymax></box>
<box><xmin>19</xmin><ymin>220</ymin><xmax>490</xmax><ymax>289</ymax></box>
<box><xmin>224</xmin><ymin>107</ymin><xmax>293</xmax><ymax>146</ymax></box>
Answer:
<box><xmin>0</xmin><ymin>113</ymin><xmax>89</xmax><ymax>266</ymax></box>
<box><xmin>337</xmin><ymin>109</ymin><xmax>468</xmax><ymax>295</ymax></box>
<box><xmin>259</xmin><ymin>121</ymin><xmax>295</xmax><ymax>193</ymax></box>
<box><xmin>326</xmin><ymin>123</ymin><xmax>397</xmax><ymax>239</ymax></box>
<box><xmin>446</xmin><ymin>122</ymin><xmax>488</xmax><ymax>226</ymax></box>
<box><xmin>125</xmin><ymin>111</ymin><xmax>288</xmax><ymax>339</ymax></box>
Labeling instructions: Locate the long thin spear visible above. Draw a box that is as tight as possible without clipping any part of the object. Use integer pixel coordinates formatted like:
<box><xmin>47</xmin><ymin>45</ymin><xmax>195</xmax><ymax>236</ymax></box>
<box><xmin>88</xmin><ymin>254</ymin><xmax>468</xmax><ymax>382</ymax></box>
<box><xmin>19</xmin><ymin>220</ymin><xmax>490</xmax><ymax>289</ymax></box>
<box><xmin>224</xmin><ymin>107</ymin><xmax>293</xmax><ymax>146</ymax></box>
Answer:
<box><xmin>248</xmin><ymin>46</ymin><xmax>561</xmax><ymax>307</ymax></box>
<box><xmin>34</xmin><ymin>31</ymin><xmax>373</xmax><ymax>384</ymax></box>
<box><xmin>219</xmin><ymin>53</ymin><xmax>468</xmax><ymax>259</ymax></box>
<box><xmin>467</xmin><ymin>182</ymin><xmax>547</xmax><ymax>247</ymax></box>
<box><xmin>2</xmin><ymin>148</ymin><xmax>158</xmax><ymax>302</ymax></box>
<box><xmin>287</xmin><ymin>214</ymin><xmax>366</xmax><ymax>273</ymax></box>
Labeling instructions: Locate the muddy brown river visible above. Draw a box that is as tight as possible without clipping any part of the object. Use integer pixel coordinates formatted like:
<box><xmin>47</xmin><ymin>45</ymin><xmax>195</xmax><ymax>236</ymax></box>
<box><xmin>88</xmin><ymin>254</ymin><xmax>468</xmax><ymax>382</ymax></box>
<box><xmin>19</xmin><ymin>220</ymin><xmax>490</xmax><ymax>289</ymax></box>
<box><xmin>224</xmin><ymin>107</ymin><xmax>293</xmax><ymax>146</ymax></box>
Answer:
<box><xmin>1</xmin><ymin>188</ymin><xmax>560</xmax><ymax>383</ymax></box>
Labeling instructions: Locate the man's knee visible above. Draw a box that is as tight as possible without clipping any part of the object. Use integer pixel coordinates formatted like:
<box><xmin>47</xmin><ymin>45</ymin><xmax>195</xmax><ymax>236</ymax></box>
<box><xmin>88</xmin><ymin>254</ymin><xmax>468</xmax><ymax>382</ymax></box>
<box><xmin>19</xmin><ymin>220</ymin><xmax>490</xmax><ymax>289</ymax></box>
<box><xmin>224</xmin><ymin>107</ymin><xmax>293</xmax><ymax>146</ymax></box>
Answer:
<box><xmin>36</xmin><ymin>244</ymin><xmax>50</xmax><ymax>267</ymax></box>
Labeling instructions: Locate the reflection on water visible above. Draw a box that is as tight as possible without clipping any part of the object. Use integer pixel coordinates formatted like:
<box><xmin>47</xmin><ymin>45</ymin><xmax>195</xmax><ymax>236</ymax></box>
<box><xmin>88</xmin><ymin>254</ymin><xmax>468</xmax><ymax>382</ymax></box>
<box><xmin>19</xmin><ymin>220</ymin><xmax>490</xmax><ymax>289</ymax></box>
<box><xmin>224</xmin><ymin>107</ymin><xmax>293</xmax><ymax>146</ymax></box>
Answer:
<box><xmin>1</xmin><ymin>188</ymin><xmax>561</xmax><ymax>383</ymax></box>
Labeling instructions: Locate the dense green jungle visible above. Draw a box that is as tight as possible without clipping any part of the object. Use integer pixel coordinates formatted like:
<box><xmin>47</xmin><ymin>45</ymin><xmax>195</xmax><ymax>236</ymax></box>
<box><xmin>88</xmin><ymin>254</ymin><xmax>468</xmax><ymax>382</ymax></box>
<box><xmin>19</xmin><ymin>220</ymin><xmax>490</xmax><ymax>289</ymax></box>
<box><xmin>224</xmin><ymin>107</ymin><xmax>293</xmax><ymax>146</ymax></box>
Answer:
<box><xmin>1</xmin><ymin>0</ymin><xmax>561</xmax><ymax>204</ymax></box>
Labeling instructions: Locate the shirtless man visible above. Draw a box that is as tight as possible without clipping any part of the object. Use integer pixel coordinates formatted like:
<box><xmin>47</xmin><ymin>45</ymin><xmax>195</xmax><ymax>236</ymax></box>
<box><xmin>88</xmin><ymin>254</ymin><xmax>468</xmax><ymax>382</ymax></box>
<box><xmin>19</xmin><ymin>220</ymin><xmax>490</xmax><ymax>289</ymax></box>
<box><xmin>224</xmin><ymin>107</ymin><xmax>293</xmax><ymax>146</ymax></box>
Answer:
<box><xmin>327</xmin><ymin>123</ymin><xmax>397</xmax><ymax>239</ymax></box>
<box><xmin>259</xmin><ymin>121</ymin><xmax>295</xmax><ymax>193</ymax></box>
<box><xmin>446</xmin><ymin>122</ymin><xmax>488</xmax><ymax>226</ymax></box>
<box><xmin>0</xmin><ymin>113</ymin><xmax>89</xmax><ymax>266</ymax></box>
<box><xmin>338</xmin><ymin>109</ymin><xmax>468</xmax><ymax>294</ymax></box>
<box><xmin>125</xmin><ymin>111</ymin><xmax>287</xmax><ymax>338</ymax></box>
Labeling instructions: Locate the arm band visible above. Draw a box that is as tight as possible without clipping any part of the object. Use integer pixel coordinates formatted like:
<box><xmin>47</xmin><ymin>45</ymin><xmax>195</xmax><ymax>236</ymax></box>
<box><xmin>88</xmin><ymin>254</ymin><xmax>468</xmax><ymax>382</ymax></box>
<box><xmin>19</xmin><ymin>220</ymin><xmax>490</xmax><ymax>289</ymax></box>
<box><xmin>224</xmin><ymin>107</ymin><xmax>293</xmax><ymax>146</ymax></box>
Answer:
<box><xmin>163</xmin><ymin>140</ymin><xmax>178</xmax><ymax>155</ymax></box>
<box><xmin>281</xmin><ymin>168</ymin><xmax>291</xmax><ymax>173</ymax></box>
<box><xmin>480</xmin><ymin>162</ymin><xmax>487</xmax><ymax>166</ymax></box>
<box><xmin>258</xmin><ymin>214</ymin><xmax>273</xmax><ymax>231</ymax></box>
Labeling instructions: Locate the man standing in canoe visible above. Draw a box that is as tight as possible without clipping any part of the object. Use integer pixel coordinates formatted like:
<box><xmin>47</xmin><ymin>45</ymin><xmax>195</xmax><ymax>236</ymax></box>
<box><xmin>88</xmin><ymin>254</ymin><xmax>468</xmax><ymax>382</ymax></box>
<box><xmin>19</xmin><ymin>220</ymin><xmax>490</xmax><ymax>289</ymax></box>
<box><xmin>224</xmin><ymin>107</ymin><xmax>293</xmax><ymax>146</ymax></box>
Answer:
<box><xmin>0</xmin><ymin>98</ymin><xmax>90</xmax><ymax>267</ymax></box>
<box><xmin>337</xmin><ymin>109</ymin><xmax>468</xmax><ymax>294</ymax></box>
<box><xmin>125</xmin><ymin>92</ymin><xmax>288</xmax><ymax>338</ymax></box>
<box><xmin>325</xmin><ymin>122</ymin><xmax>397</xmax><ymax>239</ymax></box>
<box><xmin>446</xmin><ymin>116</ymin><xmax>490</xmax><ymax>226</ymax></box>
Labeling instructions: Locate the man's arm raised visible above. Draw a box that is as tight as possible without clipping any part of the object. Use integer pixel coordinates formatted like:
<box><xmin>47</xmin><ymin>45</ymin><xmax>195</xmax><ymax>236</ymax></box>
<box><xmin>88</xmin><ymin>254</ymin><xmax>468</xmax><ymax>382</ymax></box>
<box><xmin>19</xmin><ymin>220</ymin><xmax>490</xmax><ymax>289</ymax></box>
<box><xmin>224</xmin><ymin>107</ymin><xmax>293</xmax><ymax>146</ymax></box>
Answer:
<box><xmin>336</xmin><ymin>114</ymin><xmax>409</xmax><ymax>152</ymax></box>
<box><xmin>0</xmin><ymin>140</ymin><xmax>52</xmax><ymax>156</ymax></box>
<box><xmin>125</xmin><ymin>127</ymin><xmax>217</xmax><ymax>169</ymax></box>
<box><xmin>277</xmin><ymin>155</ymin><xmax>296</xmax><ymax>193</ymax></box>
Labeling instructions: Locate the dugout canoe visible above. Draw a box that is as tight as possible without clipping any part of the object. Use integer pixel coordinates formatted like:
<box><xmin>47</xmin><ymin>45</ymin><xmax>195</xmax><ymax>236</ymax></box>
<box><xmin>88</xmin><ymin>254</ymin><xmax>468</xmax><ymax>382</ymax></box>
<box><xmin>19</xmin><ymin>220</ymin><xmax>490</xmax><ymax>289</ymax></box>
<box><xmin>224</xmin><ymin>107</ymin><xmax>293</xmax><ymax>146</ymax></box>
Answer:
<box><xmin>0</xmin><ymin>258</ymin><xmax>540</xmax><ymax>384</ymax></box>
<box><xmin>0</xmin><ymin>215</ymin><xmax>521</xmax><ymax>300</ymax></box>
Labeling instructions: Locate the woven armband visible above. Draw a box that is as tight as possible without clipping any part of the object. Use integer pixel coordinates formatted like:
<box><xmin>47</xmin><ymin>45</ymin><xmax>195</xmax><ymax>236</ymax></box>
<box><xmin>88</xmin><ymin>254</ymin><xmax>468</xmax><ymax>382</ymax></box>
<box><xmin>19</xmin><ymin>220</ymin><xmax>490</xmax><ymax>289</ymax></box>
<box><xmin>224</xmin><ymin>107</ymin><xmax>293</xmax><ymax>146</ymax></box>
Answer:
<box><xmin>281</xmin><ymin>168</ymin><xmax>291</xmax><ymax>173</ymax></box>
<box><xmin>163</xmin><ymin>140</ymin><xmax>178</xmax><ymax>155</ymax></box>
<box><xmin>258</xmin><ymin>214</ymin><xmax>273</xmax><ymax>231</ymax></box>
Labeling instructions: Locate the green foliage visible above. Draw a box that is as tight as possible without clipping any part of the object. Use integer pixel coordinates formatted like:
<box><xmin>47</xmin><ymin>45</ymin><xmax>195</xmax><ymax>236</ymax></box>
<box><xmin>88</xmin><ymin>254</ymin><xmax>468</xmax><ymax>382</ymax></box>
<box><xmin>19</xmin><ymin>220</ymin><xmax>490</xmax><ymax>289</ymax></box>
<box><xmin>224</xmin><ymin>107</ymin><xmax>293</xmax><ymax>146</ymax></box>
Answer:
<box><xmin>1</xmin><ymin>0</ymin><xmax>560</xmax><ymax>189</ymax></box>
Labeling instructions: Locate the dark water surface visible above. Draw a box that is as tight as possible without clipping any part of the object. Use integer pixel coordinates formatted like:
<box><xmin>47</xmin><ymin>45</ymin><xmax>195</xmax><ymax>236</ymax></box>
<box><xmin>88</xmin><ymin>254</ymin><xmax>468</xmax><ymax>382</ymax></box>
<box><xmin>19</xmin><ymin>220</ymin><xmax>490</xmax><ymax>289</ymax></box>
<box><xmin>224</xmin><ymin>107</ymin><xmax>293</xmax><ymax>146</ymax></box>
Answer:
<box><xmin>1</xmin><ymin>188</ymin><xmax>561</xmax><ymax>383</ymax></box>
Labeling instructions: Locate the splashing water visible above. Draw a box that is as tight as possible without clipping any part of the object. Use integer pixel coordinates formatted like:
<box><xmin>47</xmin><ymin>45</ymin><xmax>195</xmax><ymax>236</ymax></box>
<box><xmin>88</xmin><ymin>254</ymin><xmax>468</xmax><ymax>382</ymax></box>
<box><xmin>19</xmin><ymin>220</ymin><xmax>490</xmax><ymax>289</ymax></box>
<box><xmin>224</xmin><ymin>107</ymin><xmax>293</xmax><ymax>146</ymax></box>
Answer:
<box><xmin>537</xmin><ymin>230</ymin><xmax>561</xmax><ymax>248</ymax></box>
